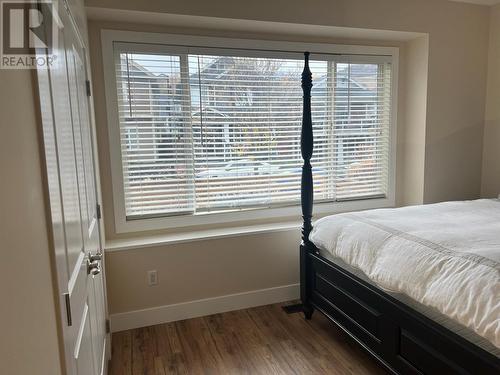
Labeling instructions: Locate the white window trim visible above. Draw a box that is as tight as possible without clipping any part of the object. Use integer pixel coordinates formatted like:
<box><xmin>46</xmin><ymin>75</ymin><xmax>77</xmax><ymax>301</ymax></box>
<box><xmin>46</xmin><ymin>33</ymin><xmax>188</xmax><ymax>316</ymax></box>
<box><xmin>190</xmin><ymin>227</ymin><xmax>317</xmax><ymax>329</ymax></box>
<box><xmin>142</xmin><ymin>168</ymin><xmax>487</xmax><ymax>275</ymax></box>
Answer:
<box><xmin>101</xmin><ymin>29</ymin><xmax>399</xmax><ymax>234</ymax></box>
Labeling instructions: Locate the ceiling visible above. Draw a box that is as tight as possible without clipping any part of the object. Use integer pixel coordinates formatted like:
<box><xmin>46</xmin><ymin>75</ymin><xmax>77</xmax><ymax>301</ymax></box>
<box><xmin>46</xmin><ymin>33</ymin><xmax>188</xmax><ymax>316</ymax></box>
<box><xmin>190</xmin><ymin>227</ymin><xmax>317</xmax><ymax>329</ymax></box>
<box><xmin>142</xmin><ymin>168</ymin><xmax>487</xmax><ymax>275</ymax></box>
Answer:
<box><xmin>449</xmin><ymin>0</ymin><xmax>500</xmax><ymax>5</ymax></box>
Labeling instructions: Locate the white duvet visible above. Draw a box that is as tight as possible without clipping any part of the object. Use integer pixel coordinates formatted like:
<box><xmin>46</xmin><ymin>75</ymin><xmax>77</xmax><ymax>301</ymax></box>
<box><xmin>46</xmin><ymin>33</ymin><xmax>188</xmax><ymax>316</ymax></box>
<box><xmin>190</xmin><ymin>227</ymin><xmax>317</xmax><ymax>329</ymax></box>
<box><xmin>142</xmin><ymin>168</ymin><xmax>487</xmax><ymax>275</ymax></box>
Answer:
<box><xmin>309</xmin><ymin>199</ymin><xmax>500</xmax><ymax>349</ymax></box>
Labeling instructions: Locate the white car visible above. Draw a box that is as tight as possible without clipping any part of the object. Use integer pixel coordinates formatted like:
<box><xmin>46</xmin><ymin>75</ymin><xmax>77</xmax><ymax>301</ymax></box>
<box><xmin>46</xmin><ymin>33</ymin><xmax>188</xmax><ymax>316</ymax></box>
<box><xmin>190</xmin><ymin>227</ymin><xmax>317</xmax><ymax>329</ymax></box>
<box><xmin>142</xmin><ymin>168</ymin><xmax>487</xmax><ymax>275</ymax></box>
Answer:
<box><xmin>196</xmin><ymin>159</ymin><xmax>281</xmax><ymax>179</ymax></box>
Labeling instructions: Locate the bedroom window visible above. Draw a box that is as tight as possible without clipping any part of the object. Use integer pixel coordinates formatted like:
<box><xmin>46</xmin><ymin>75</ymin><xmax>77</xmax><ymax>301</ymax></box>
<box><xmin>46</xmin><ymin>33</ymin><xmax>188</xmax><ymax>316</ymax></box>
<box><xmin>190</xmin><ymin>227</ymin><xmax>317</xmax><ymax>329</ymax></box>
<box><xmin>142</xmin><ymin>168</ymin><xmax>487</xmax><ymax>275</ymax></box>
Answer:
<box><xmin>104</xmin><ymin>33</ymin><xmax>397</xmax><ymax>231</ymax></box>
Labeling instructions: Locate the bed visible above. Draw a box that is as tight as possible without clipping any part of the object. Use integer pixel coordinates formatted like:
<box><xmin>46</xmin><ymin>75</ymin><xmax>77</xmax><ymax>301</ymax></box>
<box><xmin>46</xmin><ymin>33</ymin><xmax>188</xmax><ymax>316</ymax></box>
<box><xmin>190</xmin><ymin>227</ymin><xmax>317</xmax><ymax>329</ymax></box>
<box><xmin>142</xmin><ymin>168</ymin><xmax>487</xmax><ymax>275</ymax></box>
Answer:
<box><xmin>297</xmin><ymin>52</ymin><xmax>500</xmax><ymax>374</ymax></box>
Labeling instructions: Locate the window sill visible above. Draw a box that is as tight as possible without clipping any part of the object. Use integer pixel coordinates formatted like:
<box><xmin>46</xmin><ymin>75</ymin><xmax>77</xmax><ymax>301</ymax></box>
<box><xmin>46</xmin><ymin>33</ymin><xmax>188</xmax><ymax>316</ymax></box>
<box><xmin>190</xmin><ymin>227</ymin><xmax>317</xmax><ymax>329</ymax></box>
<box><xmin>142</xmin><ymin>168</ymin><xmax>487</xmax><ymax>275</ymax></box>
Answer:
<box><xmin>104</xmin><ymin>220</ymin><xmax>301</xmax><ymax>253</ymax></box>
<box><xmin>104</xmin><ymin>196</ymin><xmax>395</xmax><ymax>252</ymax></box>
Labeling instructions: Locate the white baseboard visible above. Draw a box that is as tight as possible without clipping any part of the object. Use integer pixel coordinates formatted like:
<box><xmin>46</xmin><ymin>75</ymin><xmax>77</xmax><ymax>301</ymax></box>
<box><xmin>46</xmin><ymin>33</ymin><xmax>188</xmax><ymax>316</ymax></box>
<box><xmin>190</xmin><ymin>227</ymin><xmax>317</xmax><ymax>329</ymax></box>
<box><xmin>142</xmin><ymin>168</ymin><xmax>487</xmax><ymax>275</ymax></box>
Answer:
<box><xmin>110</xmin><ymin>283</ymin><xmax>299</xmax><ymax>332</ymax></box>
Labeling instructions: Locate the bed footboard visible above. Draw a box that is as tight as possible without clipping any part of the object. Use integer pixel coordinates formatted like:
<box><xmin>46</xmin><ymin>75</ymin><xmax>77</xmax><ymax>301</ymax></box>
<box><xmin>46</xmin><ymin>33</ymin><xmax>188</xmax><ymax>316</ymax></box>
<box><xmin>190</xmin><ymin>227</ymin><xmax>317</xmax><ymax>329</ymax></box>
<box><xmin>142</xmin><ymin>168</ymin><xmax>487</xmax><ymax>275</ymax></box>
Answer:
<box><xmin>305</xmin><ymin>250</ymin><xmax>500</xmax><ymax>374</ymax></box>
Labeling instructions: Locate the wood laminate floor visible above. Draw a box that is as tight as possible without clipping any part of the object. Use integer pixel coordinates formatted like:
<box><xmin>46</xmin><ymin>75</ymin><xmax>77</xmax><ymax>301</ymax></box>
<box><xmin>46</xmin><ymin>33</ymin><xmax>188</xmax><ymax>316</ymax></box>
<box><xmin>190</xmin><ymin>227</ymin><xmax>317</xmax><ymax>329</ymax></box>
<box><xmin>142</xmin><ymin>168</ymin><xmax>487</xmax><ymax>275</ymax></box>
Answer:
<box><xmin>110</xmin><ymin>303</ymin><xmax>387</xmax><ymax>374</ymax></box>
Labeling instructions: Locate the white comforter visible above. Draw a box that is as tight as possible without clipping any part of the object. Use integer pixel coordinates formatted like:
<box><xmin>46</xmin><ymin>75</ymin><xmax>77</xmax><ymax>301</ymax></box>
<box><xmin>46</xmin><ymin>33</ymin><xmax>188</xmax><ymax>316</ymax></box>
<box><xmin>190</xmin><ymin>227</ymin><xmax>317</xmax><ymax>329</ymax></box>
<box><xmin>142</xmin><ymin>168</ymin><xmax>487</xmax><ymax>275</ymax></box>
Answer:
<box><xmin>310</xmin><ymin>199</ymin><xmax>500</xmax><ymax>349</ymax></box>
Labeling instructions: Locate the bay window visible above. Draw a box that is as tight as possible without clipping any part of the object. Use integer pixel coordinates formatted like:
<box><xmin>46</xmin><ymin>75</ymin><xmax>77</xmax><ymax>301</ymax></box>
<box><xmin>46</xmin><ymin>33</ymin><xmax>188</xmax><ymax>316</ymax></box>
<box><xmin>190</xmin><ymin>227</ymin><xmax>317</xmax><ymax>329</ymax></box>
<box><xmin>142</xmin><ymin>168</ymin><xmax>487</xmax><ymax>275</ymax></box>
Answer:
<box><xmin>103</xmin><ymin>32</ymin><xmax>397</xmax><ymax>232</ymax></box>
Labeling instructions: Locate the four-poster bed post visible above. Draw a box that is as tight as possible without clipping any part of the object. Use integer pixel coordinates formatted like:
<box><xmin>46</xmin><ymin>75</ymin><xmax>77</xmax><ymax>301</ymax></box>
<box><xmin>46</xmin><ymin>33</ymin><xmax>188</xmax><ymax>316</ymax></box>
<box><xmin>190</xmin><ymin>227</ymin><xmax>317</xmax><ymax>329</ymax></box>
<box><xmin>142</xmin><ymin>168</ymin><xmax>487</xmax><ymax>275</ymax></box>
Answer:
<box><xmin>300</xmin><ymin>52</ymin><xmax>314</xmax><ymax>320</ymax></box>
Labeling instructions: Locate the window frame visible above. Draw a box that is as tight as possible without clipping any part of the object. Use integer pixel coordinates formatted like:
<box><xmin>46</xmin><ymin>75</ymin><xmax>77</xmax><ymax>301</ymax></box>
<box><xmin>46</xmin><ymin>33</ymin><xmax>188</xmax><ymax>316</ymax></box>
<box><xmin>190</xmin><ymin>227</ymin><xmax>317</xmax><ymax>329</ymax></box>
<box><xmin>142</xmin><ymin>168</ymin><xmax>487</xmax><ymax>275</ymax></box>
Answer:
<box><xmin>102</xmin><ymin>30</ymin><xmax>399</xmax><ymax>233</ymax></box>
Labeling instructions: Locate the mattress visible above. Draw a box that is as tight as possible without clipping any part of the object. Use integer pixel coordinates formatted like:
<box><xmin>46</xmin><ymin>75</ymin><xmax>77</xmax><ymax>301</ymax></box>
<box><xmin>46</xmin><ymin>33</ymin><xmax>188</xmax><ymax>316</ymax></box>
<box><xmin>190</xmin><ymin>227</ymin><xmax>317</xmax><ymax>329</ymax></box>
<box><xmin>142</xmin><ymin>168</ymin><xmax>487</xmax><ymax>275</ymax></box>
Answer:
<box><xmin>309</xmin><ymin>199</ymin><xmax>500</xmax><ymax>354</ymax></box>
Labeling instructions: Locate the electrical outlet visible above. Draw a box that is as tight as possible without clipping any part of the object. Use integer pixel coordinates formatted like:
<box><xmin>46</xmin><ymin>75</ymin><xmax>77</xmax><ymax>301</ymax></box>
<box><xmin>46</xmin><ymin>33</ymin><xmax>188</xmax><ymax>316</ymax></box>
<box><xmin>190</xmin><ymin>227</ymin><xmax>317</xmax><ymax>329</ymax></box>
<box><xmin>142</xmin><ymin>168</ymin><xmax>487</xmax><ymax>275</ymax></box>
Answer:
<box><xmin>147</xmin><ymin>270</ymin><xmax>158</xmax><ymax>286</ymax></box>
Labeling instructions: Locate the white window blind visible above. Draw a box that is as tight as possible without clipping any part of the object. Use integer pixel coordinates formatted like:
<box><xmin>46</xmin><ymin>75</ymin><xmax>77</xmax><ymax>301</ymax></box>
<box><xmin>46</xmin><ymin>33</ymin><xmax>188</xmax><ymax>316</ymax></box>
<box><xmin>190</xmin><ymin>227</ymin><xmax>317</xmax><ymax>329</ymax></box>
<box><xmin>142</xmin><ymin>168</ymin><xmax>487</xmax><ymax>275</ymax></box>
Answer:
<box><xmin>113</xmin><ymin>45</ymin><xmax>392</xmax><ymax>219</ymax></box>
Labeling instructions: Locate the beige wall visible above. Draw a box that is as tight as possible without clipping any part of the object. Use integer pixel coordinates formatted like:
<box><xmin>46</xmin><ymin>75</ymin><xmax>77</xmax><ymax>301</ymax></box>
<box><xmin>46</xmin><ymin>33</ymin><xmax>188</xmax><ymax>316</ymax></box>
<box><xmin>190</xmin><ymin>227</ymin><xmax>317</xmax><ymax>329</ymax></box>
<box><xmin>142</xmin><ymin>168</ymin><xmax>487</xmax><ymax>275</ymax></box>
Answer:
<box><xmin>0</xmin><ymin>70</ymin><xmax>62</xmax><ymax>374</ymax></box>
<box><xmin>107</xmin><ymin>231</ymin><xmax>300</xmax><ymax>313</ymax></box>
<box><xmin>86</xmin><ymin>0</ymin><xmax>491</xmax><ymax>316</ymax></box>
<box><xmin>481</xmin><ymin>4</ymin><xmax>500</xmax><ymax>198</ymax></box>
<box><xmin>397</xmin><ymin>36</ymin><xmax>429</xmax><ymax>205</ymax></box>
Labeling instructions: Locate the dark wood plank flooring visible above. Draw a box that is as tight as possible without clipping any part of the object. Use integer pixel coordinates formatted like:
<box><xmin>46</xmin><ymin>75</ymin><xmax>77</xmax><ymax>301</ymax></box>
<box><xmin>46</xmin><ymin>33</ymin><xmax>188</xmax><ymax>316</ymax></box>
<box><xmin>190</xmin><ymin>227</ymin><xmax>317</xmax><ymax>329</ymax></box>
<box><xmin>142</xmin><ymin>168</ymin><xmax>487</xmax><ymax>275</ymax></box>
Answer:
<box><xmin>110</xmin><ymin>302</ymin><xmax>387</xmax><ymax>374</ymax></box>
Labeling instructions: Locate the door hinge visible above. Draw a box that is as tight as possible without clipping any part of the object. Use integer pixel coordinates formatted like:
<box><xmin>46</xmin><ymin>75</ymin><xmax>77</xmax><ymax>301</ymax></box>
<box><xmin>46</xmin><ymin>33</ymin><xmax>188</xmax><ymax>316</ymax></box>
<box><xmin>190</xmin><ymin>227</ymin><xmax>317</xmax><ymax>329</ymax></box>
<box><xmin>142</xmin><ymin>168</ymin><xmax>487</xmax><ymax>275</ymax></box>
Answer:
<box><xmin>96</xmin><ymin>203</ymin><xmax>101</xmax><ymax>220</ymax></box>
<box><xmin>105</xmin><ymin>319</ymin><xmax>111</xmax><ymax>334</ymax></box>
<box><xmin>64</xmin><ymin>293</ymin><xmax>72</xmax><ymax>326</ymax></box>
<box><xmin>85</xmin><ymin>80</ymin><xmax>91</xmax><ymax>97</ymax></box>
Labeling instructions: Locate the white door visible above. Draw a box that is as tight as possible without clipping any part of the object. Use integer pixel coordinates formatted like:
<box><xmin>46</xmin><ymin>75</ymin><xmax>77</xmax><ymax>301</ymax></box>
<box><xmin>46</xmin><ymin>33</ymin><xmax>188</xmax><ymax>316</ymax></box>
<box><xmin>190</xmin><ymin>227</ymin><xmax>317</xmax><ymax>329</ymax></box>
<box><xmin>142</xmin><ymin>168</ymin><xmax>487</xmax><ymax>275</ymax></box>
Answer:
<box><xmin>36</xmin><ymin>2</ymin><xmax>107</xmax><ymax>375</ymax></box>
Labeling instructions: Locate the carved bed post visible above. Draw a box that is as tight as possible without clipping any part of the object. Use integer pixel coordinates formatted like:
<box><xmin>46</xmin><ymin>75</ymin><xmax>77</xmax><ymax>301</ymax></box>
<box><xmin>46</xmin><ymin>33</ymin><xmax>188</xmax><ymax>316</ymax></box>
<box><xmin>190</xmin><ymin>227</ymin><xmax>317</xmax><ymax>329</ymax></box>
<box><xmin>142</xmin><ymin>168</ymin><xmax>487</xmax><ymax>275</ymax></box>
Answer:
<box><xmin>300</xmin><ymin>52</ymin><xmax>314</xmax><ymax>319</ymax></box>
<box><xmin>301</xmin><ymin>52</ymin><xmax>313</xmax><ymax>244</ymax></box>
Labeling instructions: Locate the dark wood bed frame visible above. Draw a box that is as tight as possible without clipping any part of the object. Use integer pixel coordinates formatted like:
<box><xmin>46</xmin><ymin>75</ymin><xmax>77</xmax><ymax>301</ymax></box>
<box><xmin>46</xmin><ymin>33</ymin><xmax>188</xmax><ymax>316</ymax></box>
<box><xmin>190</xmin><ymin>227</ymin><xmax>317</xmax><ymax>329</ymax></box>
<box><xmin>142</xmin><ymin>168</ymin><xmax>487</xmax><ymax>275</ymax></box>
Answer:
<box><xmin>297</xmin><ymin>52</ymin><xmax>500</xmax><ymax>374</ymax></box>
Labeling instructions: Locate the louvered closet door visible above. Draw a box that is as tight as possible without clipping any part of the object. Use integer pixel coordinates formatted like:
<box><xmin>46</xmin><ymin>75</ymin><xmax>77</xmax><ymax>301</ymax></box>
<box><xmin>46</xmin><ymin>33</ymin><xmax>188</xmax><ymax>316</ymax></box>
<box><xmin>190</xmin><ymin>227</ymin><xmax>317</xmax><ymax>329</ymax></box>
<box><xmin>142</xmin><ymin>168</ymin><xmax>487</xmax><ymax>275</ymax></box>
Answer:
<box><xmin>36</xmin><ymin>2</ymin><xmax>107</xmax><ymax>374</ymax></box>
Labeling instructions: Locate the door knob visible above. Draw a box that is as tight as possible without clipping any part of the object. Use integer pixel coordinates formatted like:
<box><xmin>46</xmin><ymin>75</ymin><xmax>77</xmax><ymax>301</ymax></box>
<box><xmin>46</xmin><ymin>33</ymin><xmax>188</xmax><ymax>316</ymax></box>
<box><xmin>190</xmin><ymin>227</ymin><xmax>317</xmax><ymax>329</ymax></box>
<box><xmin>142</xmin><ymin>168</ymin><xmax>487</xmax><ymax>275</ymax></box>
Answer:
<box><xmin>87</xmin><ymin>259</ymin><xmax>100</xmax><ymax>276</ymax></box>
<box><xmin>90</xmin><ymin>264</ymin><xmax>101</xmax><ymax>276</ymax></box>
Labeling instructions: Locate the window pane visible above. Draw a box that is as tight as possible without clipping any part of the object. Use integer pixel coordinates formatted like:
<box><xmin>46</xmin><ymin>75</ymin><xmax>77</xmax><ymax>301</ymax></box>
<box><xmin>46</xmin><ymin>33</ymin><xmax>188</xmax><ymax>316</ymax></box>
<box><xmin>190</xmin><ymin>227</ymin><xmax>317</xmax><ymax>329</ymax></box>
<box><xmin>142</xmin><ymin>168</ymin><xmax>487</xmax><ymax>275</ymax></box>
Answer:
<box><xmin>114</xmin><ymin>47</ymin><xmax>392</xmax><ymax>219</ymax></box>
<box><xmin>333</xmin><ymin>63</ymin><xmax>391</xmax><ymax>200</ymax></box>
<box><xmin>190</xmin><ymin>56</ymin><xmax>333</xmax><ymax>211</ymax></box>
<box><xmin>116</xmin><ymin>53</ymin><xmax>194</xmax><ymax>218</ymax></box>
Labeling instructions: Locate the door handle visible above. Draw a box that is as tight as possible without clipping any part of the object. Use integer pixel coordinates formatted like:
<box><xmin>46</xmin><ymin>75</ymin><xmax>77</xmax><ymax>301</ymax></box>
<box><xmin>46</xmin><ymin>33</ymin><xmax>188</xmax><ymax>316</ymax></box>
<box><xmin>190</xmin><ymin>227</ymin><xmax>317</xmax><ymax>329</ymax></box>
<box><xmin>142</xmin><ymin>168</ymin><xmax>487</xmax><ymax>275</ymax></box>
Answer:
<box><xmin>90</xmin><ymin>264</ymin><xmax>101</xmax><ymax>276</ymax></box>
<box><xmin>87</xmin><ymin>259</ymin><xmax>101</xmax><ymax>276</ymax></box>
